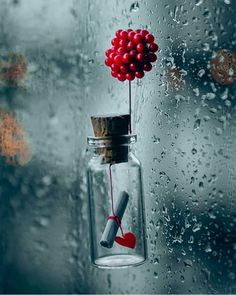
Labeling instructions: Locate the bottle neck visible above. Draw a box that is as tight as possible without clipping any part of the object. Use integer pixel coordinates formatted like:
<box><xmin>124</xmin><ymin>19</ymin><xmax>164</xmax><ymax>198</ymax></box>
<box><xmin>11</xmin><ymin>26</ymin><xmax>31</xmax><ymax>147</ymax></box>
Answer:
<box><xmin>87</xmin><ymin>134</ymin><xmax>137</xmax><ymax>164</ymax></box>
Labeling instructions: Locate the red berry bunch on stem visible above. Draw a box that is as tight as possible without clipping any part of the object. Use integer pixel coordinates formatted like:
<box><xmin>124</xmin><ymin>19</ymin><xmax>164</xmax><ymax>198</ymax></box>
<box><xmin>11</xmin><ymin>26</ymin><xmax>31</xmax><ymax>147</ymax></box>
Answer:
<box><xmin>105</xmin><ymin>29</ymin><xmax>158</xmax><ymax>81</ymax></box>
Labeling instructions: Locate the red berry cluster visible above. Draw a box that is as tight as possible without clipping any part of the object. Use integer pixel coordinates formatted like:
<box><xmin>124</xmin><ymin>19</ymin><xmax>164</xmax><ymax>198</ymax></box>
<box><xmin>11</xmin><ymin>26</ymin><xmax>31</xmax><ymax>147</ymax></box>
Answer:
<box><xmin>105</xmin><ymin>29</ymin><xmax>158</xmax><ymax>81</ymax></box>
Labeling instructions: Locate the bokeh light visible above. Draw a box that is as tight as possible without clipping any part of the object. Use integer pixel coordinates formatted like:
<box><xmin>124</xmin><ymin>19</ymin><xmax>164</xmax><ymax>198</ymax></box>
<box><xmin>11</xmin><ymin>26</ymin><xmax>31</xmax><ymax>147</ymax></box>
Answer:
<box><xmin>0</xmin><ymin>109</ymin><xmax>32</xmax><ymax>165</ymax></box>
<box><xmin>210</xmin><ymin>49</ymin><xmax>236</xmax><ymax>85</ymax></box>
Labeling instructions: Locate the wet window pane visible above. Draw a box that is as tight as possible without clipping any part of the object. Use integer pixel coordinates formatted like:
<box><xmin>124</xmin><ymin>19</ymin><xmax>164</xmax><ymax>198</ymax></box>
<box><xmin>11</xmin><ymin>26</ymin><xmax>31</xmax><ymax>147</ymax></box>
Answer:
<box><xmin>0</xmin><ymin>0</ymin><xmax>235</xmax><ymax>293</ymax></box>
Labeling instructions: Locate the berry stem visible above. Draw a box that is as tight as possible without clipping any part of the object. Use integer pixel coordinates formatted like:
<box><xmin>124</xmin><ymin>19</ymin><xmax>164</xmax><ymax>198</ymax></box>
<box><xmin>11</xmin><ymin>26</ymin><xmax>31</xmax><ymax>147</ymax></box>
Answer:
<box><xmin>129</xmin><ymin>80</ymin><xmax>132</xmax><ymax>134</ymax></box>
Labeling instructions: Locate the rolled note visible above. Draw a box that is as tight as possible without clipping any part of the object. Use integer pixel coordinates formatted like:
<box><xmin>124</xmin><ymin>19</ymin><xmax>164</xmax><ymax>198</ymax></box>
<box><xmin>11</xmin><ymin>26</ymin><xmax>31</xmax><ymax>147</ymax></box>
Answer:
<box><xmin>100</xmin><ymin>191</ymin><xmax>129</xmax><ymax>248</ymax></box>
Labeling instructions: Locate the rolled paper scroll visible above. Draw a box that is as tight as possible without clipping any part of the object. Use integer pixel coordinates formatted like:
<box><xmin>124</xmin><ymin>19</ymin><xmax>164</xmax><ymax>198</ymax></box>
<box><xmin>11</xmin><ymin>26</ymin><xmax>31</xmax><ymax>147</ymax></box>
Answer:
<box><xmin>100</xmin><ymin>191</ymin><xmax>129</xmax><ymax>248</ymax></box>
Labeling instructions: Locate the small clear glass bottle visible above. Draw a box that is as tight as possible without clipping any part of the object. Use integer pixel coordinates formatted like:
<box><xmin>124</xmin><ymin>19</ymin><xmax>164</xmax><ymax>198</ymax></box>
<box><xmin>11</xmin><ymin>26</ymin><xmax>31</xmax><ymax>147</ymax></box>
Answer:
<box><xmin>87</xmin><ymin>134</ymin><xmax>147</xmax><ymax>268</ymax></box>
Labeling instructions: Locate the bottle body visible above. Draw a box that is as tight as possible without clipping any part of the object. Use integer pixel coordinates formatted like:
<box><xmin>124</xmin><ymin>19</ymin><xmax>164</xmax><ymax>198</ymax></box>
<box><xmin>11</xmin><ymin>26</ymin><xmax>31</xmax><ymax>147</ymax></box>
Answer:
<box><xmin>87</xmin><ymin>136</ymin><xmax>147</xmax><ymax>268</ymax></box>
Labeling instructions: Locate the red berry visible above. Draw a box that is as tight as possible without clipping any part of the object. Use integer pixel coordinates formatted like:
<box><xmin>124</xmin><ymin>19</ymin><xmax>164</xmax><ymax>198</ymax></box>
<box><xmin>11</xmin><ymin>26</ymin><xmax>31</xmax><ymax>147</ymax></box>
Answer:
<box><xmin>136</xmin><ymin>43</ymin><xmax>145</xmax><ymax>52</ymax></box>
<box><xmin>120</xmin><ymin>65</ymin><xmax>129</xmax><ymax>73</ymax></box>
<box><xmin>111</xmin><ymin>63</ymin><xmax>120</xmax><ymax>72</ymax></box>
<box><xmin>133</xmin><ymin>33</ymin><xmax>143</xmax><ymax>44</ymax></box>
<box><xmin>127</xmin><ymin>29</ymin><xmax>133</xmax><ymax>33</ymax></box>
<box><xmin>149</xmin><ymin>43</ymin><xmax>159</xmax><ymax>52</ymax></box>
<box><xmin>115</xmin><ymin>29</ymin><xmax>122</xmax><ymax>38</ymax></box>
<box><xmin>120</xmin><ymin>30</ymin><xmax>128</xmax><ymax>40</ymax></box>
<box><xmin>141</xmin><ymin>30</ymin><xmax>149</xmax><ymax>37</ymax></box>
<box><xmin>114</xmin><ymin>55</ymin><xmax>123</xmax><ymax>66</ymax></box>
<box><xmin>137</xmin><ymin>53</ymin><xmax>145</xmax><ymax>62</ymax></box>
<box><xmin>128</xmin><ymin>31</ymin><xmax>135</xmax><ymax>40</ymax></box>
<box><xmin>143</xmin><ymin>63</ymin><xmax>152</xmax><ymax>71</ymax></box>
<box><xmin>105</xmin><ymin>49</ymin><xmax>113</xmax><ymax>57</ymax></box>
<box><xmin>129</xmin><ymin>50</ymin><xmax>137</xmax><ymax>59</ymax></box>
<box><xmin>122</xmin><ymin>53</ymin><xmax>131</xmax><ymax>63</ymax></box>
<box><xmin>111</xmin><ymin>70</ymin><xmax>118</xmax><ymax>78</ymax></box>
<box><xmin>135</xmin><ymin>71</ymin><xmax>145</xmax><ymax>78</ymax></box>
<box><xmin>126</xmin><ymin>73</ymin><xmax>135</xmax><ymax>81</ymax></box>
<box><xmin>135</xmin><ymin>29</ymin><xmax>142</xmax><ymax>33</ymax></box>
<box><xmin>119</xmin><ymin>39</ymin><xmax>128</xmax><ymax>48</ymax></box>
<box><xmin>105</xmin><ymin>58</ymin><xmax>113</xmax><ymax>66</ymax></box>
<box><xmin>129</xmin><ymin>63</ymin><xmax>138</xmax><ymax>72</ymax></box>
<box><xmin>117</xmin><ymin>47</ymin><xmax>126</xmax><ymax>55</ymax></box>
<box><xmin>145</xmin><ymin>34</ymin><xmax>155</xmax><ymax>43</ymax></box>
<box><xmin>149</xmin><ymin>53</ymin><xmax>157</xmax><ymax>62</ymax></box>
<box><xmin>111</xmin><ymin>38</ymin><xmax>119</xmax><ymax>46</ymax></box>
<box><xmin>109</xmin><ymin>52</ymin><xmax>116</xmax><ymax>61</ymax></box>
<box><xmin>117</xmin><ymin>73</ymin><xmax>126</xmax><ymax>81</ymax></box>
<box><xmin>127</xmin><ymin>41</ymin><xmax>135</xmax><ymax>50</ymax></box>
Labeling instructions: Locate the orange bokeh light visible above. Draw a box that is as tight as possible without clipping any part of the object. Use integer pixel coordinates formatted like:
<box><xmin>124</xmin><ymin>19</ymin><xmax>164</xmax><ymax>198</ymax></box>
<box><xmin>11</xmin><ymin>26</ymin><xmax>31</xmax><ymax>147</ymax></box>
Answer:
<box><xmin>210</xmin><ymin>50</ymin><xmax>236</xmax><ymax>85</ymax></box>
<box><xmin>0</xmin><ymin>109</ymin><xmax>32</xmax><ymax>165</ymax></box>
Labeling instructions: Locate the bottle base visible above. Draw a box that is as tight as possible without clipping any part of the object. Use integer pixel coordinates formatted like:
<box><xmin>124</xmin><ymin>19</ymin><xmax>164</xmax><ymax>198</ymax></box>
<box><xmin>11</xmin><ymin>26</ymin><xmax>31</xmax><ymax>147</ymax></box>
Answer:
<box><xmin>93</xmin><ymin>254</ymin><xmax>146</xmax><ymax>269</ymax></box>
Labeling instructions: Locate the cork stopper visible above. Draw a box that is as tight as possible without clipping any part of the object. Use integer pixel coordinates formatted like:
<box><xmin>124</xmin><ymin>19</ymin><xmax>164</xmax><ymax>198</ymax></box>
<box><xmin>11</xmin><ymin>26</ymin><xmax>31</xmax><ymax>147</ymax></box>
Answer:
<box><xmin>91</xmin><ymin>114</ymin><xmax>130</xmax><ymax>164</ymax></box>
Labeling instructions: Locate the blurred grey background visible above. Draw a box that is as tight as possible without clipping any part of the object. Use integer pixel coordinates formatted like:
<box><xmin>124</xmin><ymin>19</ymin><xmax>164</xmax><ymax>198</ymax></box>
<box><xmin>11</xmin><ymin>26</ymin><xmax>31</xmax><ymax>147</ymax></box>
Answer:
<box><xmin>0</xmin><ymin>0</ymin><xmax>235</xmax><ymax>293</ymax></box>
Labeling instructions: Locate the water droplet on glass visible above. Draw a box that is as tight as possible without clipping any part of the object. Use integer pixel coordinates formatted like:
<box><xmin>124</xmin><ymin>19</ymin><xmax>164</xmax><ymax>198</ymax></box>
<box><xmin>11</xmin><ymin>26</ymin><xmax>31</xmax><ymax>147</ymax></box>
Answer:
<box><xmin>215</xmin><ymin>127</ymin><xmax>222</xmax><ymax>136</ymax></box>
<box><xmin>191</xmin><ymin>148</ymin><xmax>197</xmax><ymax>155</ymax></box>
<box><xmin>198</xmin><ymin>69</ymin><xmax>205</xmax><ymax>77</ymax></box>
<box><xmin>203</xmin><ymin>10</ymin><xmax>211</xmax><ymax>18</ymax></box>
<box><xmin>204</xmin><ymin>115</ymin><xmax>210</xmax><ymax>121</ymax></box>
<box><xmin>42</xmin><ymin>175</ymin><xmax>52</xmax><ymax>186</ymax></box>
<box><xmin>35</xmin><ymin>217</ymin><xmax>50</xmax><ymax>227</ymax></box>
<box><xmin>202</xmin><ymin>43</ymin><xmax>210</xmax><ymax>51</ymax></box>
<box><xmin>153</xmin><ymin>135</ymin><xmax>160</xmax><ymax>144</ymax></box>
<box><xmin>225</xmin><ymin>100</ymin><xmax>231</xmax><ymax>107</ymax></box>
<box><xmin>194</xmin><ymin>119</ymin><xmax>201</xmax><ymax>130</ymax></box>
<box><xmin>205</xmin><ymin>242</ymin><xmax>212</xmax><ymax>253</ymax></box>
<box><xmin>208</xmin><ymin>209</ymin><xmax>216</xmax><ymax>219</ymax></box>
<box><xmin>199</xmin><ymin>181</ymin><xmax>204</xmax><ymax>189</ymax></box>
<box><xmin>130</xmin><ymin>1</ymin><xmax>139</xmax><ymax>12</ymax></box>
<box><xmin>206</xmin><ymin>93</ymin><xmax>216</xmax><ymax>100</ymax></box>
<box><xmin>184</xmin><ymin>259</ymin><xmax>193</xmax><ymax>267</ymax></box>
<box><xmin>201</xmin><ymin>267</ymin><xmax>211</xmax><ymax>280</ymax></box>
<box><xmin>192</xmin><ymin>222</ymin><xmax>202</xmax><ymax>232</ymax></box>
<box><xmin>153</xmin><ymin>257</ymin><xmax>159</xmax><ymax>264</ymax></box>
<box><xmin>221</xmin><ymin>88</ymin><xmax>229</xmax><ymax>100</ymax></box>
<box><xmin>154</xmin><ymin>272</ymin><xmax>158</xmax><ymax>279</ymax></box>
<box><xmin>185</xmin><ymin>217</ymin><xmax>191</xmax><ymax>229</ymax></box>
<box><xmin>193</xmin><ymin>87</ymin><xmax>200</xmax><ymax>97</ymax></box>
<box><xmin>195</xmin><ymin>0</ymin><xmax>203</xmax><ymax>6</ymax></box>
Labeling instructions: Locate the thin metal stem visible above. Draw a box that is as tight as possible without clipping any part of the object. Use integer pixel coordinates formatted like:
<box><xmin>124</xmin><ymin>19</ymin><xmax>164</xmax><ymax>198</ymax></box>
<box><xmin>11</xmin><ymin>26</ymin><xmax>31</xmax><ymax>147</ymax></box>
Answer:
<box><xmin>129</xmin><ymin>80</ymin><xmax>132</xmax><ymax>133</ymax></box>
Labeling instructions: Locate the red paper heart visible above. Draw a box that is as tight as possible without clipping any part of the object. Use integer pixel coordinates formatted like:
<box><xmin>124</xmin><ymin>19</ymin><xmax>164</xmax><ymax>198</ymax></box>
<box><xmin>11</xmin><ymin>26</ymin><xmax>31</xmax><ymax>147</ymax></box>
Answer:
<box><xmin>115</xmin><ymin>232</ymin><xmax>136</xmax><ymax>249</ymax></box>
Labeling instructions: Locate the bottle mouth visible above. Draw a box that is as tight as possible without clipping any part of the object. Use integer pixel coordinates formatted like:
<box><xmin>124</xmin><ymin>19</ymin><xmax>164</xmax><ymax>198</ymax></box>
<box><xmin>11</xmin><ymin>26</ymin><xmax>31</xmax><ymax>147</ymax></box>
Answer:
<box><xmin>87</xmin><ymin>134</ymin><xmax>137</xmax><ymax>148</ymax></box>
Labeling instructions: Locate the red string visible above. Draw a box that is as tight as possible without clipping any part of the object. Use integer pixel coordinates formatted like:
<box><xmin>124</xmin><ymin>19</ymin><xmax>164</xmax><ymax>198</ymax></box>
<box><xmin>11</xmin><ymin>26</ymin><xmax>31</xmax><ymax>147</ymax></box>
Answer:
<box><xmin>107</xmin><ymin>215</ymin><xmax>121</xmax><ymax>226</ymax></box>
<box><xmin>109</xmin><ymin>163</ymin><xmax>124</xmax><ymax>236</ymax></box>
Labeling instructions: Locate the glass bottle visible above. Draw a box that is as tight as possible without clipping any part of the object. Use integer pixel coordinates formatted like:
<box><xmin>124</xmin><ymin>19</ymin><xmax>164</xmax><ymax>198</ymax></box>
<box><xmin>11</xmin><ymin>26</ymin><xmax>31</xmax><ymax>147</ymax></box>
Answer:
<box><xmin>87</xmin><ymin>133</ymin><xmax>147</xmax><ymax>268</ymax></box>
